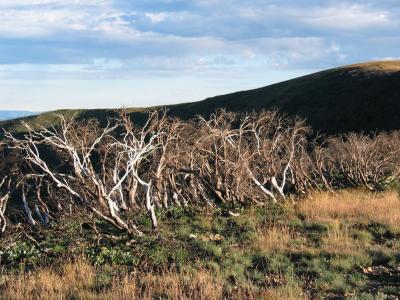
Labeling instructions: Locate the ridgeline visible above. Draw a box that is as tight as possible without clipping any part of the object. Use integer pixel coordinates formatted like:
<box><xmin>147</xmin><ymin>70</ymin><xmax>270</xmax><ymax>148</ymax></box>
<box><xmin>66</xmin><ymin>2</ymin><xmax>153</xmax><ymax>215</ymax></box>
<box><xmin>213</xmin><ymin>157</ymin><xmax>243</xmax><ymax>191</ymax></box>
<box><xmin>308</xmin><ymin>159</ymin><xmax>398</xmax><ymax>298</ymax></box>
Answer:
<box><xmin>1</xmin><ymin>61</ymin><xmax>400</xmax><ymax>134</ymax></box>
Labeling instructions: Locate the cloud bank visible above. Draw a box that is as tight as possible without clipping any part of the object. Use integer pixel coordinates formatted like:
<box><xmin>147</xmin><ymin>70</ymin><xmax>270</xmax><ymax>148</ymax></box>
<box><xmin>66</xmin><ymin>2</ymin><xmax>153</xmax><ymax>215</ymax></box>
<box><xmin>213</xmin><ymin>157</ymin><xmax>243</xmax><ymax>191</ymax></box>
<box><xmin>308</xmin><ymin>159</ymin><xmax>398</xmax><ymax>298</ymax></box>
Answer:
<box><xmin>0</xmin><ymin>0</ymin><xmax>399</xmax><ymax>109</ymax></box>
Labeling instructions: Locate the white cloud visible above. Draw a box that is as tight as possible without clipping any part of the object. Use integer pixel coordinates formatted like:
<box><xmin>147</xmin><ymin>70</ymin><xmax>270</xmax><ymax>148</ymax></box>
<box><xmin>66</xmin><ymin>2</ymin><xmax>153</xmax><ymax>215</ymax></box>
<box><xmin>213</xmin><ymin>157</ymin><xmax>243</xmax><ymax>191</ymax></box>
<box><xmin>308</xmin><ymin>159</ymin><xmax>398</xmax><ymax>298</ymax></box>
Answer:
<box><xmin>0</xmin><ymin>0</ymin><xmax>111</xmax><ymax>6</ymax></box>
<box><xmin>242</xmin><ymin>50</ymin><xmax>256</xmax><ymax>60</ymax></box>
<box><xmin>302</xmin><ymin>5</ymin><xmax>389</xmax><ymax>29</ymax></box>
<box><xmin>0</xmin><ymin>0</ymin><xmax>132</xmax><ymax>37</ymax></box>
<box><xmin>0</xmin><ymin>59</ymin><xmax>124</xmax><ymax>80</ymax></box>
<box><xmin>145</xmin><ymin>12</ymin><xmax>167</xmax><ymax>24</ymax></box>
<box><xmin>92</xmin><ymin>58</ymin><xmax>124</xmax><ymax>70</ymax></box>
<box><xmin>0</xmin><ymin>9</ymin><xmax>88</xmax><ymax>36</ymax></box>
<box><xmin>0</xmin><ymin>0</ymin><xmax>399</xmax><ymax>110</ymax></box>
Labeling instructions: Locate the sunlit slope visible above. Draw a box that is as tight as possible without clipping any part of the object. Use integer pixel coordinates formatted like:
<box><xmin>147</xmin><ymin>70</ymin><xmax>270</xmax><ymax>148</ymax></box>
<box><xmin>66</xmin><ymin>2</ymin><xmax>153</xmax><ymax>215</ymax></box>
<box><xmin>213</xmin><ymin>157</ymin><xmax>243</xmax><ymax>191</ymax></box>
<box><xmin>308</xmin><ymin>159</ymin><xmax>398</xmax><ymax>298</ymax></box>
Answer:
<box><xmin>0</xmin><ymin>108</ymin><xmax>146</xmax><ymax>135</ymax></box>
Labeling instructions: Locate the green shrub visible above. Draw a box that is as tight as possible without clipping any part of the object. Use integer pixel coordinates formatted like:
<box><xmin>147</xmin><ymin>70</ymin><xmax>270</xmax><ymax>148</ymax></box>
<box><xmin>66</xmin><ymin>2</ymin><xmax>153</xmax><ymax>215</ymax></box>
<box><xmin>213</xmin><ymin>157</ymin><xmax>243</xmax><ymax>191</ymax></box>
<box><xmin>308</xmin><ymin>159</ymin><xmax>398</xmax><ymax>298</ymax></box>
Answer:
<box><xmin>148</xmin><ymin>244</ymin><xmax>170</xmax><ymax>266</ymax></box>
<box><xmin>0</xmin><ymin>242</ymin><xmax>41</xmax><ymax>266</ymax></box>
<box><xmin>86</xmin><ymin>246</ymin><xmax>137</xmax><ymax>266</ymax></box>
<box><xmin>352</xmin><ymin>230</ymin><xmax>374</xmax><ymax>242</ymax></box>
<box><xmin>173</xmin><ymin>247</ymin><xmax>191</xmax><ymax>269</ymax></box>
<box><xmin>194</xmin><ymin>240</ymin><xmax>223</xmax><ymax>259</ymax></box>
<box><xmin>315</xmin><ymin>270</ymin><xmax>350</xmax><ymax>293</ymax></box>
<box><xmin>252</xmin><ymin>253</ymin><xmax>292</xmax><ymax>275</ymax></box>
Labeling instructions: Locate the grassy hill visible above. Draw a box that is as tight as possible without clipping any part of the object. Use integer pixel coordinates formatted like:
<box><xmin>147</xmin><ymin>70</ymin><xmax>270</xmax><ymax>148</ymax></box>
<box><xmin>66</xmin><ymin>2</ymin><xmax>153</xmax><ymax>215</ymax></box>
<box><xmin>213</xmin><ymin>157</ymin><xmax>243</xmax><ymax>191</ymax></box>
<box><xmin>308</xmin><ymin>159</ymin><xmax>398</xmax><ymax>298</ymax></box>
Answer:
<box><xmin>169</xmin><ymin>61</ymin><xmax>400</xmax><ymax>133</ymax></box>
<box><xmin>0</xmin><ymin>108</ymin><xmax>147</xmax><ymax>135</ymax></box>
<box><xmin>1</xmin><ymin>61</ymin><xmax>400</xmax><ymax>134</ymax></box>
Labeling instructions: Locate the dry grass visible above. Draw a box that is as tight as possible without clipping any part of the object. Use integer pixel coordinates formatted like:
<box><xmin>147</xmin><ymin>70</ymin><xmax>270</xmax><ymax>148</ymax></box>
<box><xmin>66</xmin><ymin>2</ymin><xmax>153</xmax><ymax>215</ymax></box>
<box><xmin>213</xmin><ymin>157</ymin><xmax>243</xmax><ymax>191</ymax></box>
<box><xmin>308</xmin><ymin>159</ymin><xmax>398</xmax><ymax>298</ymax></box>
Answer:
<box><xmin>1</xmin><ymin>259</ymin><xmax>306</xmax><ymax>300</ymax></box>
<box><xmin>297</xmin><ymin>190</ymin><xmax>400</xmax><ymax>229</ymax></box>
<box><xmin>262</xmin><ymin>280</ymin><xmax>308</xmax><ymax>300</ymax></box>
<box><xmin>0</xmin><ymin>260</ymin><xmax>226</xmax><ymax>300</ymax></box>
<box><xmin>251</xmin><ymin>226</ymin><xmax>305</xmax><ymax>253</ymax></box>
<box><xmin>0</xmin><ymin>258</ymin><xmax>310</xmax><ymax>300</ymax></box>
<box><xmin>320</xmin><ymin>220</ymin><xmax>361</xmax><ymax>255</ymax></box>
<box><xmin>0</xmin><ymin>261</ymin><xmax>309</xmax><ymax>300</ymax></box>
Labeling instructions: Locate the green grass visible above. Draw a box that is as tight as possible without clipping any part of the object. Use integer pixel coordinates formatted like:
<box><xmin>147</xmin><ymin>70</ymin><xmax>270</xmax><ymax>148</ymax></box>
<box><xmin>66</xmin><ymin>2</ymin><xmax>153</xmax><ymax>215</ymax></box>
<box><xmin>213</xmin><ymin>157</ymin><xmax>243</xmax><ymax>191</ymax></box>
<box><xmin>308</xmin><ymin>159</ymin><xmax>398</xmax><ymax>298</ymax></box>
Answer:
<box><xmin>0</xmin><ymin>107</ymin><xmax>147</xmax><ymax>135</ymax></box>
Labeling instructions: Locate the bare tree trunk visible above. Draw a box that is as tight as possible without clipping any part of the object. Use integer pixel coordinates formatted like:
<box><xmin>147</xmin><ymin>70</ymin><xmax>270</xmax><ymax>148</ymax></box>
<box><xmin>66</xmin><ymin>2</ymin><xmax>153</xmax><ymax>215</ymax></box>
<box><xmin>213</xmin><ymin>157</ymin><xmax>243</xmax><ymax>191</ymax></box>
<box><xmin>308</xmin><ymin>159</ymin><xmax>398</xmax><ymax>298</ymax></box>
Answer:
<box><xmin>0</xmin><ymin>194</ymin><xmax>10</xmax><ymax>233</ymax></box>
<box><xmin>163</xmin><ymin>187</ymin><xmax>168</xmax><ymax>209</ymax></box>
<box><xmin>247</xmin><ymin>167</ymin><xmax>277</xmax><ymax>203</ymax></box>
<box><xmin>128</xmin><ymin>179</ymin><xmax>138</xmax><ymax>207</ymax></box>
<box><xmin>21</xmin><ymin>186</ymin><xmax>36</xmax><ymax>227</ymax></box>
<box><xmin>144</xmin><ymin>180</ymin><xmax>157</xmax><ymax>229</ymax></box>
<box><xmin>0</xmin><ymin>177</ymin><xmax>10</xmax><ymax>233</ymax></box>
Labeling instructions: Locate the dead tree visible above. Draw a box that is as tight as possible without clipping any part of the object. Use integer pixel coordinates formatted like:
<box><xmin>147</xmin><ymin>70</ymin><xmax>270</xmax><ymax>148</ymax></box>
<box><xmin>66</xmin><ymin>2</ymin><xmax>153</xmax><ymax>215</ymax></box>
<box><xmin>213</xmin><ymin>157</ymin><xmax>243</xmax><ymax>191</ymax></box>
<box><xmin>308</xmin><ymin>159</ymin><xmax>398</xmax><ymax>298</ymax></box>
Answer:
<box><xmin>0</xmin><ymin>141</ymin><xmax>12</xmax><ymax>233</ymax></box>
<box><xmin>0</xmin><ymin>176</ymin><xmax>11</xmax><ymax>233</ymax></box>
<box><xmin>152</xmin><ymin>117</ymin><xmax>186</xmax><ymax>209</ymax></box>
<box><xmin>3</xmin><ymin>108</ymin><xmax>399</xmax><ymax>235</ymax></box>
<box><xmin>246</xmin><ymin>111</ymin><xmax>309</xmax><ymax>202</ymax></box>
<box><xmin>173</xmin><ymin>111</ymin><xmax>251</xmax><ymax>206</ymax></box>
<box><xmin>192</xmin><ymin>111</ymin><xmax>241</xmax><ymax>204</ymax></box>
<box><xmin>161</xmin><ymin>120</ymin><xmax>205</xmax><ymax>206</ymax></box>
<box><xmin>168</xmin><ymin>110</ymin><xmax>311</xmax><ymax>205</ymax></box>
<box><xmin>5</xmin><ymin>115</ymin><xmax>143</xmax><ymax>234</ymax></box>
<box><xmin>118</xmin><ymin>110</ymin><xmax>171</xmax><ymax>228</ymax></box>
<box><xmin>328</xmin><ymin>132</ymin><xmax>400</xmax><ymax>190</ymax></box>
<box><xmin>289</xmin><ymin>137</ymin><xmax>336</xmax><ymax>194</ymax></box>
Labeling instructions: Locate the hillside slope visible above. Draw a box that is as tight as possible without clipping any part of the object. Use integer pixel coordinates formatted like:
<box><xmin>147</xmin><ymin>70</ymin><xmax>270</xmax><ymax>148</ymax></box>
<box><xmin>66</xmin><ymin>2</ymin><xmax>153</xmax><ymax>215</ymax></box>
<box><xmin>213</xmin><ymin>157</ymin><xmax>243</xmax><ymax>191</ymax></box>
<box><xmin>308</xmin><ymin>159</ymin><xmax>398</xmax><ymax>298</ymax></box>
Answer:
<box><xmin>1</xmin><ymin>61</ymin><xmax>400</xmax><ymax>134</ymax></box>
<box><xmin>0</xmin><ymin>108</ymin><xmax>146</xmax><ymax>135</ymax></box>
<box><xmin>169</xmin><ymin>61</ymin><xmax>400</xmax><ymax>133</ymax></box>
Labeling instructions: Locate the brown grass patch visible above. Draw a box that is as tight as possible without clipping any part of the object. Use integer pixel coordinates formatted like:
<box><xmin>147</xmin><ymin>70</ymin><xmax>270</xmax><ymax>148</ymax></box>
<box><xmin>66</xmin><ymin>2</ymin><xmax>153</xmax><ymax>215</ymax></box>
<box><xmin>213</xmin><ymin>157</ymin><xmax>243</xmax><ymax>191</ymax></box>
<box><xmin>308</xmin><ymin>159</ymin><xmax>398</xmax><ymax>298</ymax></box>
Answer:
<box><xmin>251</xmin><ymin>226</ymin><xmax>305</xmax><ymax>253</ymax></box>
<box><xmin>2</xmin><ymin>259</ymin><xmax>305</xmax><ymax>300</ymax></box>
<box><xmin>297</xmin><ymin>190</ymin><xmax>400</xmax><ymax>229</ymax></box>
<box><xmin>262</xmin><ymin>279</ymin><xmax>308</xmax><ymax>300</ymax></box>
<box><xmin>320</xmin><ymin>220</ymin><xmax>362</xmax><ymax>255</ymax></box>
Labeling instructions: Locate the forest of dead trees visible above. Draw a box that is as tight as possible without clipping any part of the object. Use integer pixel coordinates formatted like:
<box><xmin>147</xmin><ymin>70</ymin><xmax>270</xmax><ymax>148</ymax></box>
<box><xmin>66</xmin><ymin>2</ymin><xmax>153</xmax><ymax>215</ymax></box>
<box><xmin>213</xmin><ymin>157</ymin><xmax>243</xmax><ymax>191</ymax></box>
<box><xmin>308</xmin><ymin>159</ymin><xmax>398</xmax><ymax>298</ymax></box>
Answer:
<box><xmin>0</xmin><ymin>109</ymin><xmax>399</xmax><ymax>235</ymax></box>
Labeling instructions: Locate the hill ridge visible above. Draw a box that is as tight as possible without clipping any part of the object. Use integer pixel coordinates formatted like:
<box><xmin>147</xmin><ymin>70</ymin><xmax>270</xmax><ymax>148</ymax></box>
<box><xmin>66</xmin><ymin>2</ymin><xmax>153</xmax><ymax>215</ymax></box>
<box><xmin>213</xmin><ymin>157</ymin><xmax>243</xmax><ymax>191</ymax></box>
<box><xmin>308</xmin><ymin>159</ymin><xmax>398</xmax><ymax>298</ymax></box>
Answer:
<box><xmin>1</xmin><ymin>60</ymin><xmax>400</xmax><ymax>134</ymax></box>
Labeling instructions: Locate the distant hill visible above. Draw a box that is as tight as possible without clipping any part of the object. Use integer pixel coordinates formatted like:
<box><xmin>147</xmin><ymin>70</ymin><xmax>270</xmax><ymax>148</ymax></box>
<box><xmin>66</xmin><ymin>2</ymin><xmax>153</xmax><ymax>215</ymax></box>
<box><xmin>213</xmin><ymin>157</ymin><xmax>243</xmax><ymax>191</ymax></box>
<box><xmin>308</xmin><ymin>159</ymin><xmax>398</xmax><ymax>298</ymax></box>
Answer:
<box><xmin>1</xmin><ymin>61</ymin><xmax>400</xmax><ymax>134</ymax></box>
<box><xmin>0</xmin><ymin>110</ymin><xmax>39</xmax><ymax>121</ymax></box>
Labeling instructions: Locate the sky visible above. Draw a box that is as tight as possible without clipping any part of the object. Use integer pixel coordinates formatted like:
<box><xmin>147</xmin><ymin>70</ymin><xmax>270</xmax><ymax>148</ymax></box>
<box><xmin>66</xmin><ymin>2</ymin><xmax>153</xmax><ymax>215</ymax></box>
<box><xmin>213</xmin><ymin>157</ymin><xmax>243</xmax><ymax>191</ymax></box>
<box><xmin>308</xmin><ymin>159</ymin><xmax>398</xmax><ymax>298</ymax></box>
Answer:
<box><xmin>0</xmin><ymin>0</ymin><xmax>399</xmax><ymax>111</ymax></box>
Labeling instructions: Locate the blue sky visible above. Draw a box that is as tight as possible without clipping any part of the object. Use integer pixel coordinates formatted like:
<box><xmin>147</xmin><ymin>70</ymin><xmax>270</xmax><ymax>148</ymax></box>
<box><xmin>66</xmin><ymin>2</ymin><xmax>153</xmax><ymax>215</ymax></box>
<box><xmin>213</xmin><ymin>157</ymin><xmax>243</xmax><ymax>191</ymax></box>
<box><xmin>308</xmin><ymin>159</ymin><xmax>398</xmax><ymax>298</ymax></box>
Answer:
<box><xmin>0</xmin><ymin>0</ymin><xmax>399</xmax><ymax>110</ymax></box>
